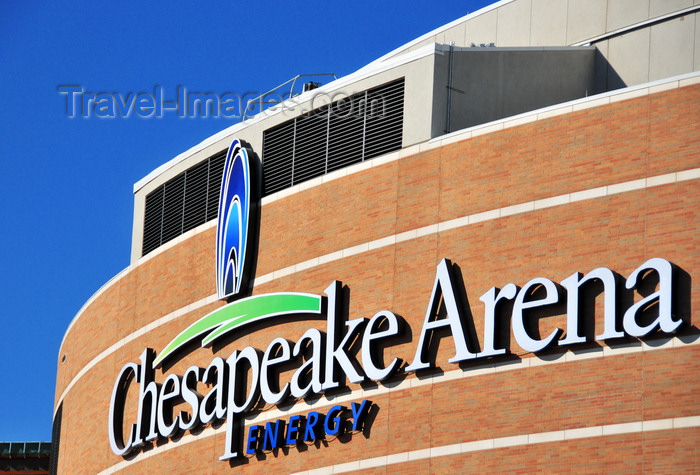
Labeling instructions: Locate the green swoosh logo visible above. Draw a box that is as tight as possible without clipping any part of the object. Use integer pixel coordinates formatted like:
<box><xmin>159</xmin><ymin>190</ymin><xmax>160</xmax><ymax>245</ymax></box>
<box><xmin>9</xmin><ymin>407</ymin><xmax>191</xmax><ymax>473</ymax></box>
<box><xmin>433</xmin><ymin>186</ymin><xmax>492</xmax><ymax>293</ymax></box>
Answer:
<box><xmin>153</xmin><ymin>293</ymin><xmax>323</xmax><ymax>369</ymax></box>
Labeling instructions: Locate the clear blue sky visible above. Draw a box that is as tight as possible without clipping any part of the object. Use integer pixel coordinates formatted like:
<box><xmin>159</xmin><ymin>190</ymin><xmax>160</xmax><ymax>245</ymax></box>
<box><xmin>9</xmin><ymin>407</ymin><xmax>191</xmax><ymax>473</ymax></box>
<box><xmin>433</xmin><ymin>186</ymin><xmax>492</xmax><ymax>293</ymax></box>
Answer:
<box><xmin>0</xmin><ymin>0</ymin><xmax>491</xmax><ymax>442</ymax></box>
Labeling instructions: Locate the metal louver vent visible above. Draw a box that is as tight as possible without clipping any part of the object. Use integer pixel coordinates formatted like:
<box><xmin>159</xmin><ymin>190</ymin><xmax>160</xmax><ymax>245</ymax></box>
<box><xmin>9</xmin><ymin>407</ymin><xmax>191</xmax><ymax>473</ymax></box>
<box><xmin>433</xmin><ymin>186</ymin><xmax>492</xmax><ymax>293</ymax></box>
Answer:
<box><xmin>142</xmin><ymin>151</ymin><xmax>225</xmax><ymax>256</ymax></box>
<box><xmin>140</xmin><ymin>79</ymin><xmax>404</xmax><ymax>257</ymax></box>
<box><xmin>262</xmin><ymin>78</ymin><xmax>404</xmax><ymax>195</ymax></box>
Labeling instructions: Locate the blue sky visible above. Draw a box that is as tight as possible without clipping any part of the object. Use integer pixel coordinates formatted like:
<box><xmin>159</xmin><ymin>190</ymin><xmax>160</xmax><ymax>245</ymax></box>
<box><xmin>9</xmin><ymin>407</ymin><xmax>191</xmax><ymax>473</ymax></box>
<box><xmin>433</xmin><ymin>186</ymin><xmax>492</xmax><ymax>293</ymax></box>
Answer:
<box><xmin>0</xmin><ymin>0</ymin><xmax>491</xmax><ymax>441</ymax></box>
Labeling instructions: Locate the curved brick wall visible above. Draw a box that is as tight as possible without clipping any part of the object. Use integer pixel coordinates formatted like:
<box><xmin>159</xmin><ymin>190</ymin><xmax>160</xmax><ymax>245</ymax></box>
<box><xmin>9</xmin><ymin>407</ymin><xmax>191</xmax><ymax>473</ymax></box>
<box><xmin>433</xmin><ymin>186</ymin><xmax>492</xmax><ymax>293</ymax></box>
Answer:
<box><xmin>54</xmin><ymin>84</ymin><xmax>700</xmax><ymax>474</ymax></box>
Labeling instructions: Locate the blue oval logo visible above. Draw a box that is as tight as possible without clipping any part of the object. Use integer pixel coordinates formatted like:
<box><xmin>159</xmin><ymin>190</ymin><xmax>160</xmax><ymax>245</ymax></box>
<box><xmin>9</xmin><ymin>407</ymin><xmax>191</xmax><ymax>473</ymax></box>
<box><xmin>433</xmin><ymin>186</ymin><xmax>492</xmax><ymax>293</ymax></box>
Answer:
<box><xmin>216</xmin><ymin>139</ymin><xmax>251</xmax><ymax>300</ymax></box>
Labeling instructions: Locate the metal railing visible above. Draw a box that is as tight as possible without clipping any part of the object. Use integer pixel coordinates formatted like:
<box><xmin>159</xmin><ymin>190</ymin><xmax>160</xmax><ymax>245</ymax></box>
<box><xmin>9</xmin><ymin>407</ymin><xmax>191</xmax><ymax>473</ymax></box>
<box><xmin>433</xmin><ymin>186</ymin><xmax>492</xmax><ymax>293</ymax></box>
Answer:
<box><xmin>0</xmin><ymin>441</ymin><xmax>51</xmax><ymax>458</ymax></box>
<box><xmin>242</xmin><ymin>73</ymin><xmax>338</xmax><ymax>121</ymax></box>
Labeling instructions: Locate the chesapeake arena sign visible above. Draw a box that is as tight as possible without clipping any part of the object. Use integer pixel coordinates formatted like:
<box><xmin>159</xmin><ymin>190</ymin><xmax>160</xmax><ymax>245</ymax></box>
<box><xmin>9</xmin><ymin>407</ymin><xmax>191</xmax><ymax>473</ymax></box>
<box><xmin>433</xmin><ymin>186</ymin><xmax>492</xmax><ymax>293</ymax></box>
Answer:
<box><xmin>108</xmin><ymin>139</ymin><xmax>685</xmax><ymax>461</ymax></box>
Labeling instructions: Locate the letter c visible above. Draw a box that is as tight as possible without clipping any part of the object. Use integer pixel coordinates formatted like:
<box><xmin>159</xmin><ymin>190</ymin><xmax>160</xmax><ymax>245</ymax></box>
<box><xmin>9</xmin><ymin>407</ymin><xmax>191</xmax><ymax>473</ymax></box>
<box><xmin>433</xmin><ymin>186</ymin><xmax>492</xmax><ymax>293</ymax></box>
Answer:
<box><xmin>109</xmin><ymin>362</ymin><xmax>139</xmax><ymax>456</ymax></box>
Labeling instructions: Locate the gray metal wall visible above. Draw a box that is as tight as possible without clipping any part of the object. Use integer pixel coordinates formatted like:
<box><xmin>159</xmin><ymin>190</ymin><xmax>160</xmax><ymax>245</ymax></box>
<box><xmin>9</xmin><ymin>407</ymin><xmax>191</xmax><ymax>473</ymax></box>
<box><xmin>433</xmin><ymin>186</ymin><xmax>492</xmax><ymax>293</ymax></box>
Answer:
<box><xmin>432</xmin><ymin>46</ymin><xmax>596</xmax><ymax>134</ymax></box>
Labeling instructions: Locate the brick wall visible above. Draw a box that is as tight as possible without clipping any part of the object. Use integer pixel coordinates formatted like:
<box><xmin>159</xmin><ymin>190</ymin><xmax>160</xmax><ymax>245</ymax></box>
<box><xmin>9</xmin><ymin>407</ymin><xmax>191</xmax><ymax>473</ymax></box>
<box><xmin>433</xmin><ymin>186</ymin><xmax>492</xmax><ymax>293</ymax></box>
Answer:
<box><xmin>54</xmin><ymin>84</ymin><xmax>699</xmax><ymax>473</ymax></box>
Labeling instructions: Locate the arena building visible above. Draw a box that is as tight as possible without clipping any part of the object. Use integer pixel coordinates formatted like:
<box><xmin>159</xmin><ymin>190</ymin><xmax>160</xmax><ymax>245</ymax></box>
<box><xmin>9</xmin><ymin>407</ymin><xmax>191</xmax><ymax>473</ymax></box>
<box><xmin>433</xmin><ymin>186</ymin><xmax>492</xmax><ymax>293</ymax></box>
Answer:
<box><xmin>53</xmin><ymin>0</ymin><xmax>700</xmax><ymax>473</ymax></box>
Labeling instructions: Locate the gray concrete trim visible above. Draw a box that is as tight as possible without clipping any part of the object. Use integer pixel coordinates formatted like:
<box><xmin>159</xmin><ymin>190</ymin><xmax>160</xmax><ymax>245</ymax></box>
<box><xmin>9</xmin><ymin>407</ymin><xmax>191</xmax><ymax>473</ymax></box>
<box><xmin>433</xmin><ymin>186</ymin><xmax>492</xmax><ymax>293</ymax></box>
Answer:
<box><xmin>572</xmin><ymin>5</ymin><xmax>700</xmax><ymax>46</ymax></box>
<box><xmin>362</xmin><ymin>0</ymin><xmax>515</xmax><ymax>67</ymax></box>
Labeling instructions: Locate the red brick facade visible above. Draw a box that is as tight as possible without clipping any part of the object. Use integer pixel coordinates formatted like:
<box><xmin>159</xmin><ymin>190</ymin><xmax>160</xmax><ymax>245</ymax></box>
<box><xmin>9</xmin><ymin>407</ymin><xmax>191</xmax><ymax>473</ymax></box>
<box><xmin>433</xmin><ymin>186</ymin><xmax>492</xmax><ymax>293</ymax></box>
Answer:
<box><xmin>54</xmin><ymin>84</ymin><xmax>699</xmax><ymax>473</ymax></box>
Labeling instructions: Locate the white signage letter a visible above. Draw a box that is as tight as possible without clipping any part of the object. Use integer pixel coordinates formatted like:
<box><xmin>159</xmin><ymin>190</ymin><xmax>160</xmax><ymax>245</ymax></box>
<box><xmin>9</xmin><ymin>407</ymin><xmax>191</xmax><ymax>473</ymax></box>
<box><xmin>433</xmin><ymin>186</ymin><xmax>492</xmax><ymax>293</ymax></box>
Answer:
<box><xmin>406</xmin><ymin>259</ymin><xmax>477</xmax><ymax>372</ymax></box>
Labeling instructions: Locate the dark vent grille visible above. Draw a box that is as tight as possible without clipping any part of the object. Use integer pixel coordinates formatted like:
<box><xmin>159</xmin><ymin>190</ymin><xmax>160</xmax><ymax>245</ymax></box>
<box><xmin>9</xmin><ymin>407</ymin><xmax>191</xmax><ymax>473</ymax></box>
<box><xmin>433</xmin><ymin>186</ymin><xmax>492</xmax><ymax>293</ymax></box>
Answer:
<box><xmin>142</xmin><ymin>151</ymin><xmax>226</xmax><ymax>256</ymax></box>
<box><xmin>49</xmin><ymin>403</ymin><xmax>61</xmax><ymax>475</ymax></box>
<box><xmin>262</xmin><ymin>78</ymin><xmax>404</xmax><ymax>195</ymax></box>
<box><xmin>207</xmin><ymin>152</ymin><xmax>225</xmax><ymax>220</ymax></box>
<box><xmin>141</xmin><ymin>79</ymin><xmax>404</xmax><ymax>257</ymax></box>
<box><xmin>182</xmin><ymin>159</ymin><xmax>208</xmax><ymax>231</ymax></box>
